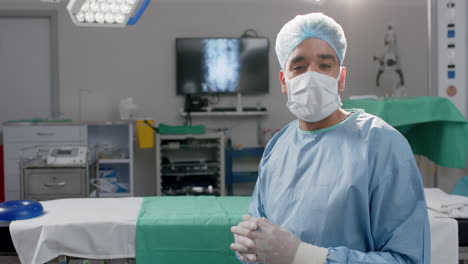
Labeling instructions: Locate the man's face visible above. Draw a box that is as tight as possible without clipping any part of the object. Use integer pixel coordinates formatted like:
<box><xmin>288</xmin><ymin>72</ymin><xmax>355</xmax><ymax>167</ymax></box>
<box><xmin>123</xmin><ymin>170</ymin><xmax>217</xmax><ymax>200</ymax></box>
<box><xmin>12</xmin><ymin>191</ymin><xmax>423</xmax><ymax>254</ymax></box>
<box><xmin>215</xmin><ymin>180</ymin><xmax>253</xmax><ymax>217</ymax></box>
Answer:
<box><xmin>279</xmin><ymin>38</ymin><xmax>345</xmax><ymax>95</ymax></box>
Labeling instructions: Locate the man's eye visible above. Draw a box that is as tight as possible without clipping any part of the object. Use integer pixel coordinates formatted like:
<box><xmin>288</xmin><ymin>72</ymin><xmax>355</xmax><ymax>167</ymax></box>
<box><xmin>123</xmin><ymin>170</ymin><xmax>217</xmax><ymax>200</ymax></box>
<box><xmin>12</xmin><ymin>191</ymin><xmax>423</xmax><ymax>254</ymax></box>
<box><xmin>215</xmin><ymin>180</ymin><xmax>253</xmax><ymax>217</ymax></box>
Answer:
<box><xmin>320</xmin><ymin>64</ymin><xmax>331</xmax><ymax>69</ymax></box>
<box><xmin>293</xmin><ymin>66</ymin><xmax>305</xmax><ymax>71</ymax></box>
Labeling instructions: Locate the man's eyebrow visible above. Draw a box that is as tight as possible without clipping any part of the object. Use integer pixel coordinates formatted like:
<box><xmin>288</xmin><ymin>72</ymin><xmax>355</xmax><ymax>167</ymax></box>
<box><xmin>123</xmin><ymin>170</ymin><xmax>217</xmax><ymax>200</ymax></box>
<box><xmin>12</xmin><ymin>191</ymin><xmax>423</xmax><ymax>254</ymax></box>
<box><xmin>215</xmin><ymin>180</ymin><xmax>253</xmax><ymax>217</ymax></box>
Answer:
<box><xmin>318</xmin><ymin>53</ymin><xmax>337</xmax><ymax>62</ymax></box>
<box><xmin>289</xmin><ymin>56</ymin><xmax>306</xmax><ymax>65</ymax></box>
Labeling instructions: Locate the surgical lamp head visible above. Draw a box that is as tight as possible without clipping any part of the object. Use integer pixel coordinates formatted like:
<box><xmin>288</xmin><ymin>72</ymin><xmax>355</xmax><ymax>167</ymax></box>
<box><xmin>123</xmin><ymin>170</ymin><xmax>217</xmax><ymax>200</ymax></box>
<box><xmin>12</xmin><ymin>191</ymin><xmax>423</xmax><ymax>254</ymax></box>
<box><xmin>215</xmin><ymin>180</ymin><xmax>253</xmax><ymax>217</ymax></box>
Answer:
<box><xmin>67</xmin><ymin>0</ymin><xmax>151</xmax><ymax>27</ymax></box>
<box><xmin>275</xmin><ymin>12</ymin><xmax>347</xmax><ymax>69</ymax></box>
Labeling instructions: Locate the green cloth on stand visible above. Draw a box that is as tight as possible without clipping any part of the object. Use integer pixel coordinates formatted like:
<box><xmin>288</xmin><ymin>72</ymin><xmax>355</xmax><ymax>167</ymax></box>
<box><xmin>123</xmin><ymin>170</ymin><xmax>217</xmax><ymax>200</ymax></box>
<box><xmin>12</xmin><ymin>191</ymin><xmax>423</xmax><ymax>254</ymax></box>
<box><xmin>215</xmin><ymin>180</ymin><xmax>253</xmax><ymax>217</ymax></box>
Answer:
<box><xmin>158</xmin><ymin>123</ymin><xmax>205</xmax><ymax>135</ymax></box>
<box><xmin>136</xmin><ymin>196</ymin><xmax>251</xmax><ymax>264</ymax></box>
<box><xmin>343</xmin><ymin>96</ymin><xmax>468</xmax><ymax>168</ymax></box>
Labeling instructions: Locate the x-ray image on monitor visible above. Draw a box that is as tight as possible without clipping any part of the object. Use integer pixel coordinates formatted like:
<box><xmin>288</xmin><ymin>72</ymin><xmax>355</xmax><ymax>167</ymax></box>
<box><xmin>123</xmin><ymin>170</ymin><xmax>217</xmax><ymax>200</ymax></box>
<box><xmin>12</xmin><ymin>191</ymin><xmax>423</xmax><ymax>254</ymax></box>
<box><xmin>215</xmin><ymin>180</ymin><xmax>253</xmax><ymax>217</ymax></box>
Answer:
<box><xmin>176</xmin><ymin>37</ymin><xmax>269</xmax><ymax>95</ymax></box>
<box><xmin>202</xmin><ymin>39</ymin><xmax>241</xmax><ymax>93</ymax></box>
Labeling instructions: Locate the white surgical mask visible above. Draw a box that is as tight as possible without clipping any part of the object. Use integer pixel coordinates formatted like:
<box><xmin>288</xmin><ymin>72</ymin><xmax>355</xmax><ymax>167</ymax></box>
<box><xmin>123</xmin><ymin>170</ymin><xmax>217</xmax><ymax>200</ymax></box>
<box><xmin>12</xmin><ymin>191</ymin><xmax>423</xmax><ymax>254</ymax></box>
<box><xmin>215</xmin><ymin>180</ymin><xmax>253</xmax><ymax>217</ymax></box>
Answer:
<box><xmin>285</xmin><ymin>70</ymin><xmax>343</xmax><ymax>122</ymax></box>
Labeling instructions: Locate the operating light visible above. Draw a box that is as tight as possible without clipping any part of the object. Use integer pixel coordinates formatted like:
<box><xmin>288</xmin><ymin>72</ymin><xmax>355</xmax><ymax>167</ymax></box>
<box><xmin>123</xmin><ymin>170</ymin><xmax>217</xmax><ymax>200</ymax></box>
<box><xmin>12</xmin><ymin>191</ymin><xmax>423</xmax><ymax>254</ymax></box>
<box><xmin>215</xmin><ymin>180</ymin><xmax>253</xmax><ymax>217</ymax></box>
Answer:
<box><xmin>67</xmin><ymin>0</ymin><xmax>151</xmax><ymax>27</ymax></box>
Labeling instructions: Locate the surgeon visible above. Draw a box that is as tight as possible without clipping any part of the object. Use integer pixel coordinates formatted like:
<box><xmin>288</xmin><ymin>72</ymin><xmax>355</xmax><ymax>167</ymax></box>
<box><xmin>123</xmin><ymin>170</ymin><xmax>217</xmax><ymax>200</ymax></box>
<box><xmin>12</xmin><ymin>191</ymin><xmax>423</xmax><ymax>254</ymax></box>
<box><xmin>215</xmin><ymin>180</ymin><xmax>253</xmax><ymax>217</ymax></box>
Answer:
<box><xmin>230</xmin><ymin>13</ymin><xmax>430</xmax><ymax>264</ymax></box>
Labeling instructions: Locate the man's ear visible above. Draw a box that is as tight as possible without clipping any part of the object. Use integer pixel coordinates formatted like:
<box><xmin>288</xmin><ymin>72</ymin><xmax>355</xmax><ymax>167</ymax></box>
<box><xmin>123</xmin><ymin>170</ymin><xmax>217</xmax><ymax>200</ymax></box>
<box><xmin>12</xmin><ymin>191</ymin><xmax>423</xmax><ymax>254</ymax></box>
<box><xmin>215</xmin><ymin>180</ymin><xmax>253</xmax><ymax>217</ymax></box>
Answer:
<box><xmin>279</xmin><ymin>71</ymin><xmax>287</xmax><ymax>95</ymax></box>
<box><xmin>338</xmin><ymin>67</ymin><xmax>346</xmax><ymax>93</ymax></box>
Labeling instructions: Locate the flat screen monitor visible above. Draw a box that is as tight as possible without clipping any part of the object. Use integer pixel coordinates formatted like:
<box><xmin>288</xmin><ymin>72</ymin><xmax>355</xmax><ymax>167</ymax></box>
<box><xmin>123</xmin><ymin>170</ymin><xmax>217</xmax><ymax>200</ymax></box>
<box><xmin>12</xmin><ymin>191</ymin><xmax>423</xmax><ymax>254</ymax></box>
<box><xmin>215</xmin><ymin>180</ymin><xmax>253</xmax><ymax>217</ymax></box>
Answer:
<box><xmin>176</xmin><ymin>37</ymin><xmax>269</xmax><ymax>95</ymax></box>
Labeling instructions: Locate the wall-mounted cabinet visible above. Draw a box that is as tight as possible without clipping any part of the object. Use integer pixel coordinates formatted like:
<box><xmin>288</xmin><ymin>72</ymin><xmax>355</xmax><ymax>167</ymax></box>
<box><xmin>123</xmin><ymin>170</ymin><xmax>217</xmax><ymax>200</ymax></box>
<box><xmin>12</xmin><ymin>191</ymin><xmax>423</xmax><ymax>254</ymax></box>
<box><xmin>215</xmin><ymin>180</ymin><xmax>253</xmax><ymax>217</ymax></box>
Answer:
<box><xmin>155</xmin><ymin>133</ymin><xmax>225</xmax><ymax>196</ymax></box>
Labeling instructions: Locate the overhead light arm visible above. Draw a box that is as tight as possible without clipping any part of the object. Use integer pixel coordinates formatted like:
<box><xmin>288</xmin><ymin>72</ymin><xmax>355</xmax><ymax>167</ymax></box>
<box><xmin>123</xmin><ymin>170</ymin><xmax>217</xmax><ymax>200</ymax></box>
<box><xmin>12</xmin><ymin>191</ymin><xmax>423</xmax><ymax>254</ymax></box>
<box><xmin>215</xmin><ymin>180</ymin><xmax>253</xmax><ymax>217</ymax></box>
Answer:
<box><xmin>127</xmin><ymin>0</ymin><xmax>150</xmax><ymax>25</ymax></box>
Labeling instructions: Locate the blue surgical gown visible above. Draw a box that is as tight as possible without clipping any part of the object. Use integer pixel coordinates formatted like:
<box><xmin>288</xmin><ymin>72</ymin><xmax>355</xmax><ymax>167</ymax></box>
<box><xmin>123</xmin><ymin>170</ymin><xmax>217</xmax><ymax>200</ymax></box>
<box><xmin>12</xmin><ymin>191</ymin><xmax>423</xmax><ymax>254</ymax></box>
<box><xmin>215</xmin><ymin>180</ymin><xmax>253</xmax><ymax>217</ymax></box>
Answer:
<box><xmin>247</xmin><ymin>109</ymin><xmax>430</xmax><ymax>263</ymax></box>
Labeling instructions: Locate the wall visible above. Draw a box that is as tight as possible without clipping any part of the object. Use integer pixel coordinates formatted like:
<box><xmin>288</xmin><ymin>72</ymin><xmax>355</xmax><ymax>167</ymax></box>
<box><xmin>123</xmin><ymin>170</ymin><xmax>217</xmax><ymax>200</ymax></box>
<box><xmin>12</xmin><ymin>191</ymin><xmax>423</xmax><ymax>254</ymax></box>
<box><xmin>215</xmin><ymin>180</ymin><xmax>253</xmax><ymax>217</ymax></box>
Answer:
<box><xmin>57</xmin><ymin>0</ymin><xmax>429</xmax><ymax>144</ymax></box>
<box><xmin>1</xmin><ymin>0</ymin><xmax>466</xmax><ymax>194</ymax></box>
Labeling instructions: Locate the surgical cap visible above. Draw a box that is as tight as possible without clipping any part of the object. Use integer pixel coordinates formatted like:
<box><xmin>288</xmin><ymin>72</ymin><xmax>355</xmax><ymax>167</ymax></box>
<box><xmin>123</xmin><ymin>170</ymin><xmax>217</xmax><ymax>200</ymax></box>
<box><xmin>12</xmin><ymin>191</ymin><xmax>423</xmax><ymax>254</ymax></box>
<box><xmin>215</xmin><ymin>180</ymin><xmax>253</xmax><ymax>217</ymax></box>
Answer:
<box><xmin>275</xmin><ymin>13</ymin><xmax>347</xmax><ymax>69</ymax></box>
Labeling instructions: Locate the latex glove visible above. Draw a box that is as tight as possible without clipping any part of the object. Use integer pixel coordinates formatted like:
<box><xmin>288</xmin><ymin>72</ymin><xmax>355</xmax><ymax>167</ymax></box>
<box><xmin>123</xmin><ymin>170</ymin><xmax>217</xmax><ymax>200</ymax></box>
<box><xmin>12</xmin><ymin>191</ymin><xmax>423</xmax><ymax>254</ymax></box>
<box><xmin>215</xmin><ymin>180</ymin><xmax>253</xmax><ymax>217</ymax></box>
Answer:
<box><xmin>231</xmin><ymin>215</ymin><xmax>301</xmax><ymax>264</ymax></box>
<box><xmin>231</xmin><ymin>216</ymin><xmax>259</xmax><ymax>263</ymax></box>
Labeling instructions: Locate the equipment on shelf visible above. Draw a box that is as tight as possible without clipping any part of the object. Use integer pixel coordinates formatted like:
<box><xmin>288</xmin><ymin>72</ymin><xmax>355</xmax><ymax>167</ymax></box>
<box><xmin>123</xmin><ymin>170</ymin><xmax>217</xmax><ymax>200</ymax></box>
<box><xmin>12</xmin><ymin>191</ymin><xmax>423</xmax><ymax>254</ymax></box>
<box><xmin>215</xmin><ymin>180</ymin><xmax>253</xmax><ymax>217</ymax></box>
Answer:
<box><xmin>161</xmin><ymin>159</ymin><xmax>218</xmax><ymax>176</ymax></box>
<box><xmin>211</xmin><ymin>107</ymin><xmax>237</xmax><ymax>112</ymax></box>
<box><xmin>160</xmin><ymin>158</ymin><xmax>220</xmax><ymax>196</ymax></box>
<box><xmin>156</xmin><ymin>133</ymin><xmax>225</xmax><ymax>196</ymax></box>
<box><xmin>184</xmin><ymin>95</ymin><xmax>208</xmax><ymax>112</ymax></box>
<box><xmin>90</xmin><ymin>167</ymin><xmax>129</xmax><ymax>195</ymax></box>
<box><xmin>46</xmin><ymin>146</ymin><xmax>88</xmax><ymax>166</ymax></box>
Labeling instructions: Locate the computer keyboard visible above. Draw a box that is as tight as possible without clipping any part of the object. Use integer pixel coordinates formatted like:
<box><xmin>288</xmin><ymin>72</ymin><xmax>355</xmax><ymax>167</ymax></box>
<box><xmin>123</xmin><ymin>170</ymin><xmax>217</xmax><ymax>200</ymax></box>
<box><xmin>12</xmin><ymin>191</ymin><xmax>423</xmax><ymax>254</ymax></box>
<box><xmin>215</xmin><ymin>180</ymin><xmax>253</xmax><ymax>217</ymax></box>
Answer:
<box><xmin>210</xmin><ymin>107</ymin><xmax>267</xmax><ymax>112</ymax></box>
<box><xmin>243</xmin><ymin>107</ymin><xmax>267</xmax><ymax>112</ymax></box>
<box><xmin>211</xmin><ymin>107</ymin><xmax>237</xmax><ymax>112</ymax></box>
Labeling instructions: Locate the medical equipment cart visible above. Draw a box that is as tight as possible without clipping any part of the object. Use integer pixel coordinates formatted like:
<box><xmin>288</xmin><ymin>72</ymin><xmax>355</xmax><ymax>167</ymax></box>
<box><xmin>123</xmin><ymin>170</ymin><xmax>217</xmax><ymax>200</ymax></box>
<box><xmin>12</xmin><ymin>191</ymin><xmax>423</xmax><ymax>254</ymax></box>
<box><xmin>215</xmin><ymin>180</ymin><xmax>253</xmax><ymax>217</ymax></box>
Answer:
<box><xmin>3</xmin><ymin>123</ymin><xmax>86</xmax><ymax>201</ymax></box>
<box><xmin>20</xmin><ymin>146</ymin><xmax>89</xmax><ymax>200</ymax></box>
<box><xmin>155</xmin><ymin>133</ymin><xmax>225</xmax><ymax>196</ymax></box>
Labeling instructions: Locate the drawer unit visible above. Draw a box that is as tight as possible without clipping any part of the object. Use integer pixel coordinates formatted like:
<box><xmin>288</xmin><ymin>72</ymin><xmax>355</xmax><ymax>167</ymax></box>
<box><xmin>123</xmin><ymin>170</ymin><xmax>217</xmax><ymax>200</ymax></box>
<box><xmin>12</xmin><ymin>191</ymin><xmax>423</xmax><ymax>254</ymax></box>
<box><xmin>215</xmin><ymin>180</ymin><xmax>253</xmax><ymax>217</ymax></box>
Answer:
<box><xmin>23</xmin><ymin>167</ymin><xmax>87</xmax><ymax>200</ymax></box>
<box><xmin>3</xmin><ymin>124</ymin><xmax>86</xmax><ymax>201</ymax></box>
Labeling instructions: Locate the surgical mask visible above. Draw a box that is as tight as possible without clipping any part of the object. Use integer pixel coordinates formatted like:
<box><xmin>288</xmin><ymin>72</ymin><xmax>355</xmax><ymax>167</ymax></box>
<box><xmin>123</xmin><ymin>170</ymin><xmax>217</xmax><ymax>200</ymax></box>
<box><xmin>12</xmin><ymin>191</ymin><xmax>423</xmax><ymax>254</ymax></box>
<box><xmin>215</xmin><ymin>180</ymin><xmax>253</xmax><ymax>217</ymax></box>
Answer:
<box><xmin>285</xmin><ymin>70</ymin><xmax>343</xmax><ymax>122</ymax></box>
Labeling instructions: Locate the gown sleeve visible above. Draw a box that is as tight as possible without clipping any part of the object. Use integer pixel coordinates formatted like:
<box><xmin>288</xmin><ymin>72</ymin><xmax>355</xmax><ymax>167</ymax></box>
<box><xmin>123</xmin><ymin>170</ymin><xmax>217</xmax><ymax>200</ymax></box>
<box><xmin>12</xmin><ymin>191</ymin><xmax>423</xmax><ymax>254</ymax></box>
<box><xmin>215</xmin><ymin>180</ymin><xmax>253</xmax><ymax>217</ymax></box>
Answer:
<box><xmin>326</xmin><ymin>131</ymin><xmax>430</xmax><ymax>264</ymax></box>
<box><xmin>235</xmin><ymin>157</ymin><xmax>267</xmax><ymax>263</ymax></box>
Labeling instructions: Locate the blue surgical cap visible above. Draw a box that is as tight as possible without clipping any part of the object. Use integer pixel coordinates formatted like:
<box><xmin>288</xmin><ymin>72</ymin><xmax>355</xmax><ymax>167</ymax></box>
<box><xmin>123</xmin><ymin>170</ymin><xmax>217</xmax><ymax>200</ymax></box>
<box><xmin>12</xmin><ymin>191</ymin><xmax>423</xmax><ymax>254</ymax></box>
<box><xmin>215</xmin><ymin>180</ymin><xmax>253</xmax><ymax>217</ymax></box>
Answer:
<box><xmin>275</xmin><ymin>13</ymin><xmax>347</xmax><ymax>69</ymax></box>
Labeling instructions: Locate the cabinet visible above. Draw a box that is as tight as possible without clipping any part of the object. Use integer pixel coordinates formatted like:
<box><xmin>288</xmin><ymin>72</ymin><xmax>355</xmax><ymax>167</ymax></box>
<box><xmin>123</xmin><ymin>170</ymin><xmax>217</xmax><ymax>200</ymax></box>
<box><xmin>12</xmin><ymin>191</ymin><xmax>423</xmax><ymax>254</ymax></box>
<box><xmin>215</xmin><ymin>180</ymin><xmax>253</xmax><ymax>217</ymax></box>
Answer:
<box><xmin>2</xmin><ymin>122</ymin><xmax>134</xmax><ymax>201</ymax></box>
<box><xmin>155</xmin><ymin>133</ymin><xmax>225</xmax><ymax>196</ymax></box>
<box><xmin>3</xmin><ymin>124</ymin><xmax>85</xmax><ymax>201</ymax></box>
<box><xmin>87</xmin><ymin>122</ymin><xmax>134</xmax><ymax>197</ymax></box>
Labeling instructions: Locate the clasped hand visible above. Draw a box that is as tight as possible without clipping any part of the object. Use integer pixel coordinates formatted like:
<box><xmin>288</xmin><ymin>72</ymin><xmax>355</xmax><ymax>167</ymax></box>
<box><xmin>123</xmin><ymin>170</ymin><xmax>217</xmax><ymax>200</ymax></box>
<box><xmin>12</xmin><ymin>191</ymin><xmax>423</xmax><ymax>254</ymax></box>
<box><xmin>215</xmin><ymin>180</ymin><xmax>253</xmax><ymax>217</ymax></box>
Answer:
<box><xmin>230</xmin><ymin>215</ymin><xmax>301</xmax><ymax>264</ymax></box>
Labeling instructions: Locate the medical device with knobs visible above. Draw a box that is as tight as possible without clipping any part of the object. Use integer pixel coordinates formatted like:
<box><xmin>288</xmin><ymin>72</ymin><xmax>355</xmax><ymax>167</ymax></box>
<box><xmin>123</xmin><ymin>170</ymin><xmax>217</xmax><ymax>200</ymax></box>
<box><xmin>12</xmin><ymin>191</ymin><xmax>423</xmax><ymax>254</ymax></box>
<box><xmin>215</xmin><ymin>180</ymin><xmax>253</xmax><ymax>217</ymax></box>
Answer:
<box><xmin>373</xmin><ymin>25</ymin><xmax>406</xmax><ymax>97</ymax></box>
<box><xmin>46</xmin><ymin>146</ymin><xmax>88</xmax><ymax>166</ymax></box>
